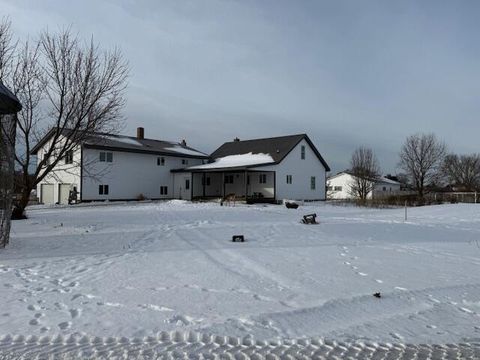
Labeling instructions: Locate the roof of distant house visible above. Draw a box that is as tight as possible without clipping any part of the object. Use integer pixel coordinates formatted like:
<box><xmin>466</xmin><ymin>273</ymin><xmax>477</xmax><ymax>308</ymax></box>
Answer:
<box><xmin>328</xmin><ymin>171</ymin><xmax>401</xmax><ymax>185</ymax></box>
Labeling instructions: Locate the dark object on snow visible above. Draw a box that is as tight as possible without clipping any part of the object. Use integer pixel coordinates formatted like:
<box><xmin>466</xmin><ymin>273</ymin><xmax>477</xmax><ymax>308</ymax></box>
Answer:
<box><xmin>11</xmin><ymin>204</ymin><xmax>27</xmax><ymax>220</ymax></box>
<box><xmin>285</xmin><ymin>202</ymin><xmax>299</xmax><ymax>209</ymax></box>
<box><xmin>373</xmin><ymin>292</ymin><xmax>381</xmax><ymax>298</ymax></box>
<box><xmin>302</xmin><ymin>213</ymin><xmax>318</xmax><ymax>224</ymax></box>
<box><xmin>0</xmin><ymin>81</ymin><xmax>22</xmax><ymax>115</ymax></box>
<box><xmin>232</xmin><ymin>235</ymin><xmax>245</xmax><ymax>242</ymax></box>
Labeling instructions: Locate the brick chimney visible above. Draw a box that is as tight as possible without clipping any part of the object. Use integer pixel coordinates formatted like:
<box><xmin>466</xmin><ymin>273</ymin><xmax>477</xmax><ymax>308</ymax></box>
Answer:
<box><xmin>136</xmin><ymin>127</ymin><xmax>144</xmax><ymax>140</ymax></box>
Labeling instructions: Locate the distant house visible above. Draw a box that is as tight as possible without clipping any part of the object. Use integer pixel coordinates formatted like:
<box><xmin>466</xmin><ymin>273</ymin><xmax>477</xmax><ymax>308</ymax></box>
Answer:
<box><xmin>173</xmin><ymin>134</ymin><xmax>330</xmax><ymax>202</ymax></box>
<box><xmin>327</xmin><ymin>171</ymin><xmax>401</xmax><ymax>200</ymax></box>
<box><xmin>32</xmin><ymin>130</ymin><xmax>330</xmax><ymax>204</ymax></box>
<box><xmin>31</xmin><ymin>127</ymin><xmax>209</xmax><ymax>204</ymax></box>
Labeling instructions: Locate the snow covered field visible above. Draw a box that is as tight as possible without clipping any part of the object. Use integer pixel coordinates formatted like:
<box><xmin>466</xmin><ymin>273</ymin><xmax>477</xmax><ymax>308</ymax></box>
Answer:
<box><xmin>2</xmin><ymin>201</ymin><xmax>480</xmax><ymax>357</ymax></box>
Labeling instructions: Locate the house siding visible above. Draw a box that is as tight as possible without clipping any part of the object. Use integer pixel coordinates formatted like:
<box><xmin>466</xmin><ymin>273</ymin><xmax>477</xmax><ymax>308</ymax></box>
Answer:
<box><xmin>255</xmin><ymin>139</ymin><xmax>327</xmax><ymax>201</ymax></box>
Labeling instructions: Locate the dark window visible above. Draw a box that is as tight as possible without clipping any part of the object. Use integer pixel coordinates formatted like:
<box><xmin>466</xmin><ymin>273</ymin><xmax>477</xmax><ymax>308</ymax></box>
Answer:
<box><xmin>286</xmin><ymin>175</ymin><xmax>292</xmax><ymax>184</ymax></box>
<box><xmin>224</xmin><ymin>175</ymin><xmax>234</xmax><ymax>184</ymax></box>
<box><xmin>182</xmin><ymin>159</ymin><xmax>188</xmax><ymax>165</ymax></box>
<box><xmin>99</xmin><ymin>185</ymin><xmax>109</xmax><ymax>195</ymax></box>
<box><xmin>99</xmin><ymin>152</ymin><xmax>106</xmax><ymax>162</ymax></box>
<box><xmin>301</xmin><ymin>145</ymin><xmax>306</xmax><ymax>160</ymax></box>
<box><xmin>259</xmin><ymin>174</ymin><xmax>267</xmax><ymax>184</ymax></box>
<box><xmin>157</xmin><ymin>157</ymin><xmax>165</xmax><ymax>166</ymax></box>
<box><xmin>247</xmin><ymin>175</ymin><xmax>250</xmax><ymax>185</ymax></box>
<box><xmin>383</xmin><ymin>186</ymin><xmax>387</xmax><ymax>191</ymax></box>
<box><xmin>64</xmin><ymin>150</ymin><xmax>74</xmax><ymax>164</ymax></box>
<box><xmin>334</xmin><ymin>185</ymin><xmax>342</xmax><ymax>191</ymax></box>
<box><xmin>185</xmin><ymin>179</ymin><xmax>190</xmax><ymax>190</ymax></box>
<box><xmin>106</xmin><ymin>152</ymin><xmax>113</xmax><ymax>162</ymax></box>
<box><xmin>160</xmin><ymin>186</ymin><xmax>168</xmax><ymax>195</ymax></box>
<box><xmin>311</xmin><ymin>176</ymin><xmax>316</xmax><ymax>190</ymax></box>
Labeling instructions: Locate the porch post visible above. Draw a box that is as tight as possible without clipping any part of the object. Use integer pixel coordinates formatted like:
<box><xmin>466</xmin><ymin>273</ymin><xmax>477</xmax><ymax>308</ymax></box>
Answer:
<box><xmin>222</xmin><ymin>172</ymin><xmax>225</xmax><ymax>197</ymax></box>
<box><xmin>203</xmin><ymin>173</ymin><xmax>206</xmax><ymax>198</ymax></box>
<box><xmin>273</xmin><ymin>171</ymin><xmax>276</xmax><ymax>201</ymax></box>
<box><xmin>244</xmin><ymin>170</ymin><xmax>248</xmax><ymax>201</ymax></box>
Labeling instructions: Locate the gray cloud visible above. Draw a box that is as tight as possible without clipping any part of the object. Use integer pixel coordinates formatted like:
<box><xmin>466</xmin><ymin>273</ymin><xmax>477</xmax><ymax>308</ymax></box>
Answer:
<box><xmin>2</xmin><ymin>0</ymin><xmax>480</xmax><ymax>173</ymax></box>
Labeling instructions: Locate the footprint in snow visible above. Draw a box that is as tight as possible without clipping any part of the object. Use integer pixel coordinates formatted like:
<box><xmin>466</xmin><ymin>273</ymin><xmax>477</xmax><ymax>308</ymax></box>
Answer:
<box><xmin>344</xmin><ymin>261</ymin><xmax>351</xmax><ymax>265</ymax></box>
<box><xmin>375</xmin><ymin>279</ymin><xmax>383</xmax><ymax>283</ymax></box>
<box><xmin>69</xmin><ymin>308</ymin><xmax>82</xmax><ymax>318</ymax></box>
<box><xmin>356</xmin><ymin>272</ymin><xmax>368</xmax><ymax>276</ymax></box>
<box><xmin>459</xmin><ymin>307</ymin><xmax>474</xmax><ymax>314</ymax></box>
<box><xmin>426</xmin><ymin>324</ymin><xmax>437</xmax><ymax>329</ymax></box>
<box><xmin>390</xmin><ymin>332</ymin><xmax>404</xmax><ymax>341</ymax></box>
<box><xmin>394</xmin><ymin>287</ymin><xmax>408</xmax><ymax>291</ymax></box>
<box><xmin>58</xmin><ymin>321</ymin><xmax>71</xmax><ymax>330</ymax></box>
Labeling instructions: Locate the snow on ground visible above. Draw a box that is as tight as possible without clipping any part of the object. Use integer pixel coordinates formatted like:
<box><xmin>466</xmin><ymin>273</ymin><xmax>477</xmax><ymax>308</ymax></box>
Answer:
<box><xmin>2</xmin><ymin>202</ymin><xmax>480</xmax><ymax>353</ymax></box>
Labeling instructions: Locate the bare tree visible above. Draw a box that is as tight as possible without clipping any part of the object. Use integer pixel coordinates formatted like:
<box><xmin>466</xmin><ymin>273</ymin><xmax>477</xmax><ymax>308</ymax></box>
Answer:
<box><xmin>398</xmin><ymin>133</ymin><xmax>446</xmax><ymax>197</ymax></box>
<box><xmin>4</xmin><ymin>27</ymin><xmax>128</xmax><ymax>217</ymax></box>
<box><xmin>443</xmin><ymin>153</ymin><xmax>480</xmax><ymax>191</ymax></box>
<box><xmin>348</xmin><ymin>147</ymin><xmax>380</xmax><ymax>201</ymax></box>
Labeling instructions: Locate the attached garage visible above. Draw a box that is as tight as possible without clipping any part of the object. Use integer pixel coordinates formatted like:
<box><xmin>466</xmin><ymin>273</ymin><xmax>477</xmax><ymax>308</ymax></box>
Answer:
<box><xmin>58</xmin><ymin>184</ymin><xmax>71</xmax><ymax>205</ymax></box>
<box><xmin>40</xmin><ymin>184</ymin><xmax>54</xmax><ymax>205</ymax></box>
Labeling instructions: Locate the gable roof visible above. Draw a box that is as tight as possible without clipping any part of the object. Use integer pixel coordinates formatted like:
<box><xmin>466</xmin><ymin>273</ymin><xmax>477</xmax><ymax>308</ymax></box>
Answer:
<box><xmin>210</xmin><ymin>134</ymin><xmax>330</xmax><ymax>171</ymax></box>
<box><xmin>30</xmin><ymin>128</ymin><xmax>209</xmax><ymax>159</ymax></box>
<box><xmin>0</xmin><ymin>81</ymin><xmax>22</xmax><ymax>115</ymax></box>
<box><xmin>328</xmin><ymin>171</ymin><xmax>400</xmax><ymax>185</ymax></box>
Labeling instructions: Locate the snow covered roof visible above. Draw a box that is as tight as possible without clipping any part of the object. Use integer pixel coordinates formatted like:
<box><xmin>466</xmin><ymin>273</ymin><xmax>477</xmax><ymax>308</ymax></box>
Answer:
<box><xmin>31</xmin><ymin>129</ymin><xmax>209</xmax><ymax>159</ymax></box>
<box><xmin>328</xmin><ymin>171</ymin><xmax>401</xmax><ymax>185</ymax></box>
<box><xmin>184</xmin><ymin>152</ymin><xmax>275</xmax><ymax>171</ymax></box>
<box><xmin>210</xmin><ymin>134</ymin><xmax>330</xmax><ymax>171</ymax></box>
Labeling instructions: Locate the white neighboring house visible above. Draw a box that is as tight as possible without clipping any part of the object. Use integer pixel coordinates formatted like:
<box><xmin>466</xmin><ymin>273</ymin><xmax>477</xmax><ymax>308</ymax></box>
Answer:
<box><xmin>173</xmin><ymin>134</ymin><xmax>330</xmax><ymax>202</ymax></box>
<box><xmin>31</xmin><ymin>127</ymin><xmax>208</xmax><ymax>205</ymax></box>
<box><xmin>327</xmin><ymin>172</ymin><xmax>401</xmax><ymax>200</ymax></box>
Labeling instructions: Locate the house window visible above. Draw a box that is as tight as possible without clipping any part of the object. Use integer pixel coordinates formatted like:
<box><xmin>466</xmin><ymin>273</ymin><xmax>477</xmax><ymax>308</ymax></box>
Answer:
<box><xmin>160</xmin><ymin>186</ymin><xmax>168</xmax><ymax>195</ymax></box>
<box><xmin>247</xmin><ymin>175</ymin><xmax>250</xmax><ymax>185</ymax></box>
<box><xmin>182</xmin><ymin>159</ymin><xmax>188</xmax><ymax>165</ymax></box>
<box><xmin>224</xmin><ymin>175</ymin><xmax>234</xmax><ymax>184</ymax></box>
<box><xmin>100</xmin><ymin>152</ymin><xmax>113</xmax><ymax>162</ymax></box>
<box><xmin>157</xmin><ymin>157</ymin><xmax>165</xmax><ymax>166</ymax></box>
<box><xmin>286</xmin><ymin>175</ymin><xmax>292</xmax><ymax>184</ymax></box>
<box><xmin>301</xmin><ymin>145</ymin><xmax>306</xmax><ymax>160</ymax></box>
<box><xmin>43</xmin><ymin>153</ymin><xmax>50</xmax><ymax>166</ymax></box>
<box><xmin>64</xmin><ymin>150</ymin><xmax>73</xmax><ymax>164</ymax></box>
<box><xmin>99</xmin><ymin>185</ymin><xmax>109</xmax><ymax>195</ymax></box>
<box><xmin>185</xmin><ymin>179</ymin><xmax>190</xmax><ymax>190</ymax></box>
<box><xmin>259</xmin><ymin>174</ymin><xmax>267</xmax><ymax>184</ymax></box>
<box><xmin>327</xmin><ymin>186</ymin><xmax>333</xmax><ymax>191</ymax></box>
<box><xmin>334</xmin><ymin>186</ymin><xmax>342</xmax><ymax>191</ymax></box>
<box><xmin>383</xmin><ymin>186</ymin><xmax>387</xmax><ymax>191</ymax></box>
<box><xmin>311</xmin><ymin>176</ymin><xmax>316</xmax><ymax>190</ymax></box>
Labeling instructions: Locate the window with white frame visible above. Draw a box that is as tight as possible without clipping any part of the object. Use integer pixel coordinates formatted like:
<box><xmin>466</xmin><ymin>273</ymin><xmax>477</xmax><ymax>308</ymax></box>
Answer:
<box><xmin>157</xmin><ymin>157</ymin><xmax>165</xmax><ymax>166</ymax></box>
<box><xmin>259</xmin><ymin>174</ymin><xmax>267</xmax><ymax>184</ymax></box>
<box><xmin>99</xmin><ymin>185</ymin><xmax>109</xmax><ymax>195</ymax></box>
<box><xmin>286</xmin><ymin>175</ymin><xmax>292</xmax><ymax>184</ymax></box>
<box><xmin>160</xmin><ymin>186</ymin><xmax>168</xmax><ymax>195</ymax></box>
<box><xmin>301</xmin><ymin>145</ymin><xmax>306</xmax><ymax>160</ymax></box>
<box><xmin>310</xmin><ymin>176</ymin><xmax>316</xmax><ymax>190</ymax></box>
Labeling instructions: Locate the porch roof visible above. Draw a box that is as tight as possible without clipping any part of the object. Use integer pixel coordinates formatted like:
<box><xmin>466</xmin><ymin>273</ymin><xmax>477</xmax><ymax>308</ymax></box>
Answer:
<box><xmin>171</xmin><ymin>152</ymin><xmax>276</xmax><ymax>173</ymax></box>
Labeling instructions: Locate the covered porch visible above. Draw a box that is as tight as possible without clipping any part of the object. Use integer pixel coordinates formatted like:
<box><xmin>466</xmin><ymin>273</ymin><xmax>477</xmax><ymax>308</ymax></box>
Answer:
<box><xmin>191</xmin><ymin>169</ymin><xmax>276</xmax><ymax>203</ymax></box>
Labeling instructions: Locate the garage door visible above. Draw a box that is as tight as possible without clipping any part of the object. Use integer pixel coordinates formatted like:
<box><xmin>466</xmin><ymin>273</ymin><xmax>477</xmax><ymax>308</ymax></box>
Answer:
<box><xmin>59</xmin><ymin>184</ymin><xmax>71</xmax><ymax>205</ymax></box>
<box><xmin>40</xmin><ymin>184</ymin><xmax>54</xmax><ymax>205</ymax></box>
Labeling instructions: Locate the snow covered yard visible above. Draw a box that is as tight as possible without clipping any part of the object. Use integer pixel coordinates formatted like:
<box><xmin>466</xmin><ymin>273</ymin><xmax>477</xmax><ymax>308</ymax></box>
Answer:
<box><xmin>2</xmin><ymin>201</ymin><xmax>480</xmax><ymax>356</ymax></box>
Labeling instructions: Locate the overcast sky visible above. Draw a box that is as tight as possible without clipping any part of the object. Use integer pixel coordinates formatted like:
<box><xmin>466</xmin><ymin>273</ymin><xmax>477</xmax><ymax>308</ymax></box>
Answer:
<box><xmin>2</xmin><ymin>0</ymin><xmax>480</xmax><ymax>173</ymax></box>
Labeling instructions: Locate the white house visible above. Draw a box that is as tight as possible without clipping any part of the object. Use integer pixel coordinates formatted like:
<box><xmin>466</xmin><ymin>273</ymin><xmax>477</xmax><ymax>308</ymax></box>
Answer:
<box><xmin>173</xmin><ymin>134</ymin><xmax>330</xmax><ymax>202</ymax></box>
<box><xmin>327</xmin><ymin>171</ymin><xmax>401</xmax><ymax>200</ymax></box>
<box><xmin>32</xmin><ymin>131</ymin><xmax>330</xmax><ymax>204</ymax></box>
<box><xmin>31</xmin><ymin>127</ymin><xmax>209</xmax><ymax>204</ymax></box>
